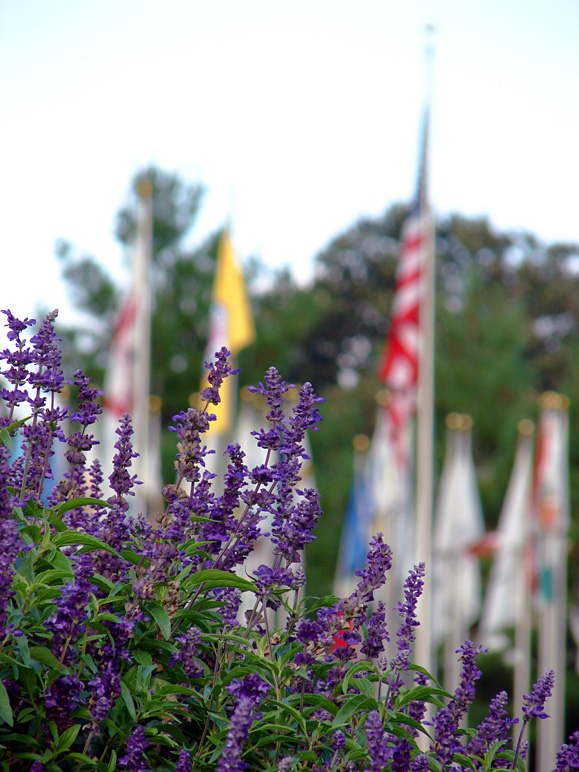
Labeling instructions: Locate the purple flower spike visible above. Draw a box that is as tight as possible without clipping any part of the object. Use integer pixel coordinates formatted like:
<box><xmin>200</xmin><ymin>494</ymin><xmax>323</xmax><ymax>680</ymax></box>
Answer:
<box><xmin>365</xmin><ymin>710</ymin><xmax>390</xmax><ymax>772</ymax></box>
<box><xmin>28</xmin><ymin>310</ymin><xmax>65</xmax><ymax>394</ymax></box>
<box><xmin>175</xmin><ymin>749</ymin><xmax>193</xmax><ymax>772</ymax></box>
<box><xmin>354</xmin><ymin>533</ymin><xmax>393</xmax><ymax>601</ymax></box>
<box><xmin>391</xmin><ymin>563</ymin><xmax>425</xmax><ymax>672</ymax></box>
<box><xmin>555</xmin><ymin>730</ymin><xmax>579</xmax><ymax>772</ymax></box>
<box><xmin>201</xmin><ymin>347</ymin><xmax>240</xmax><ymax>406</ymax></box>
<box><xmin>216</xmin><ymin>696</ymin><xmax>255</xmax><ymax>772</ymax></box>
<box><xmin>0</xmin><ymin>513</ymin><xmax>23</xmax><ymax>637</ymax></box>
<box><xmin>450</xmin><ymin>640</ymin><xmax>486</xmax><ymax>723</ymax></box>
<box><xmin>0</xmin><ymin>310</ymin><xmax>35</xmax><ymax>424</ymax></box>
<box><xmin>361</xmin><ymin>600</ymin><xmax>388</xmax><ymax>659</ymax></box>
<box><xmin>468</xmin><ymin>691</ymin><xmax>517</xmax><ymax>758</ymax></box>
<box><xmin>119</xmin><ymin>725</ymin><xmax>148</xmax><ymax>772</ymax></box>
<box><xmin>522</xmin><ymin>670</ymin><xmax>555</xmax><ymax>721</ymax></box>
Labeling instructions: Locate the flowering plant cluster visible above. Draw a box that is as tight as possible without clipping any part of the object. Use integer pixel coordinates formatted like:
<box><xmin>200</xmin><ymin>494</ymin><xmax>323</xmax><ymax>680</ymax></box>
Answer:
<box><xmin>0</xmin><ymin>309</ymin><xmax>571</xmax><ymax>772</ymax></box>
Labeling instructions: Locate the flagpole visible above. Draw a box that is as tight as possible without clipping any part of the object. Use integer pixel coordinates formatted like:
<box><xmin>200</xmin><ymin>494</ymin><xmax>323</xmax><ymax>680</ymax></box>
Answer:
<box><xmin>414</xmin><ymin>26</ymin><xmax>436</xmax><ymax>677</ymax></box>
<box><xmin>537</xmin><ymin>392</ymin><xmax>569</xmax><ymax>772</ymax></box>
<box><xmin>132</xmin><ymin>178</ymin><xmax>154</xmax><ymax>517</ymax></box>
<box><xmin>513</xmin><ymin>419</ymin><xmax>534</xmax><ymax>743</ymax></box>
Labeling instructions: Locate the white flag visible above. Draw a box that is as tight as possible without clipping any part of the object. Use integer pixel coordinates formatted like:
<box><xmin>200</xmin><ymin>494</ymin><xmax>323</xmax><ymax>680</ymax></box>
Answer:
<box><xmin>479</xmin><ymin>422</ymin><xmax>534</xmax><ymax>651</ymax></box>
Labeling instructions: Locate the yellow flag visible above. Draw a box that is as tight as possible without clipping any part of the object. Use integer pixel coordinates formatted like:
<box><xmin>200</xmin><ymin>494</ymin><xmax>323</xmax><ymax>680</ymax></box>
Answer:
<box><xmin>203</xmin><ymin>230</ymin><xmax>255</xmax><ymax>433</ymax></box>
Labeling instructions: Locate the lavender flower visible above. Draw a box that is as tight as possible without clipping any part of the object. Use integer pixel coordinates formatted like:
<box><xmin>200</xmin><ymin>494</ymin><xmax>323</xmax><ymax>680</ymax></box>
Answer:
<box><xmin>119</xmin><ymin>725</ymin><xmax>148</xmax><ymax>772</ymax></box>
<box><xmin>28</xmin><ymin>310</ymin><xmax>65</xmax><ymax>394</ymax></box>
<box><xmin>216</xmin><ymin>696</ymin><xmax>255</xmax><ymax>772</ymax></box>
<box><xmin>332</xmin><ymin>730</ymin><xmax>346</xmax><ymax>751</ymax></box>
<box><xmin>554</xmin><ymin>730</ymin><xmax>579</xmax><ymax>772</ymax></box>
<box><xmin>365</xmin><ymin>710</ymin><xmax>390</xmax><ymax>772</ymax></box>
<box><xmin>51</xmin><ymin>371</ymin><xmax>102</xmax><ymax>508</ymax></box>
<box><xmin>432</xmin><ymin>642</ymin><xmax>484</xmax><ymax>766</ymax></box>
<box><xmin>201</xmin><ymin>347</ymin><xmax>240</xmax><ymax>406</ymax></box>
<box><xmin>88</xmin><ymin>658</ymin><xmax>122</xmax><ymax>721</ymax></box>
<box><xmin>175</xmin><ymin>749</ymin><xmax>192</xmax><ymax>772</ymax></box>
<box><xmin>392</xmin><ymin>738</ymin><xmax>412</xmax><ymax>772</ymax></box>
<box><xmin>170</xmin><ymin>406</ymin><xmax>212</xmax><ymax>486</ymax></box>
<box><xmin>361</xmin><ymin>601</ymin><xmax>388</xmax><ymax>659</ymax></box>
<box><xmin>390</xmin><ymin>563</ymin><xmax>425</xmax><ymax>672</ymax></box>
<box><xmin>0</xmin><ymin>310</ymin><xmax>35</xmax><ymax>425</ymax></box>
<box><xmin>44</xmin><ymin>674</ymin><xmax>83</xmax><ymax>733</ymax></box>
<box><xmin>467</xmin><ymin>691</ymin><xmax>517</xmax><ymax>759</ymax></box>
<box><xmin>450</xmin><ymin>641</ymin><xmax>485</xmax><ymax>723</ymax></box>
<box><xmin>353</xmin><ymin>533</ymin><xmax>393</xmax><ymax>602</ymax></box>
<box><xmin>100</xmin><ymin>414</ymin><xmax>138</xmax><ymax>554</ymax></box>
<box><xmin>226</xmin><ymin>673</ymin><xmax>269</xmax><ymax>705</ymax></box>
<box><xmin>522</xmin><ymin>670</ymin><xmax>554</xmax><ymax>721</ymax></box>
<box><xmin>0</xmin><ymin>515</ymin><xmax>24</xmax><ymax>637</ymax></box>
<box><xmin>47</xmin><ymin>554</ymin><xmax>94</xmax><ymax>665</ymax></box>
<box><xmin>170</xmin><ymin>627</ymin><xmax>203</xmax><ymax>679</ymax></box>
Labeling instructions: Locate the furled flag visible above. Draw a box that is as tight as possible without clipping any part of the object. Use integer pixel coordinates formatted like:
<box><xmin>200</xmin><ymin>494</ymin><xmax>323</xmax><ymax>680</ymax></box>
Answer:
<box><xmin>534</xmin><ymin>392</ymin><xmax>569</xmax><ymax>772</ymax></box>
<box><xmin>479</xmin><ymin>420</ymin><xmax>534</xmax><ymax>652</ymax></box>
<box><xmin>204</xmin><ymin>230</ymin><xmax>255</xmax><ymax>435</ymax></box>
<box><xmin>431</xmin><ymin>414</ymin><xmax>485</xmax><ymax>689</ymax></box>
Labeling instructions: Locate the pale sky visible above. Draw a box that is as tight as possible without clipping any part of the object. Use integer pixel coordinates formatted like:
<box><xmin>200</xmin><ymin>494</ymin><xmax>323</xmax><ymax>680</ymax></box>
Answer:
<box><xmin>1</xmin><ymin>0</ymin><xmax>578</xmax><ymax>328</ymax></box>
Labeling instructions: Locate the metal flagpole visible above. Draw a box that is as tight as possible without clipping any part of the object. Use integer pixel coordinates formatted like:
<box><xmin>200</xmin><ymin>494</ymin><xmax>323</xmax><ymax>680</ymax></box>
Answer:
<box><xmin>512</xmin><ymin>420</ymin><xmax>534</xmax><ymax>743</ymax></box>
<box><xmin>414</xmin><ymin>25</ymin><xmax>436</xmax><ymax>678</ymax></box>
<box><xmin>132</xmin><ymin>178</ymin><xmax>154</xmax><ymax>518</ymax></box>
<box><xmin>536</xmin><ymin>392</ymin><xmax>569</xmax><ymax>772</ymax></box>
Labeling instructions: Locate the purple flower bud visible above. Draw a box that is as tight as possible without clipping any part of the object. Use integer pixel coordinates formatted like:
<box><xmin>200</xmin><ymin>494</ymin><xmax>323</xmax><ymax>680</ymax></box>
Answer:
<box><xmin>522</xmin><ymin>670</ymin><xmax>555</xmax><ymax>721</ymax></box>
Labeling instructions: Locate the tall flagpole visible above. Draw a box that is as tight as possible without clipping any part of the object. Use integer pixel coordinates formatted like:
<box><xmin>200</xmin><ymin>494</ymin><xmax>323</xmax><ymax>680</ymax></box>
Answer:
<box><xmin>414</xmin><ymin>25</ymin><xmax>436</xmax><ymax>678</ymax></box>
<box><xmin>536</xmin><ymin>392</ymin><xmax>569</xmax><ymax>772</ymax></box>
<box><xmin>133</xmin><ymin>178</ymin><xmax>154</xmax><ymax>517</ymax></box>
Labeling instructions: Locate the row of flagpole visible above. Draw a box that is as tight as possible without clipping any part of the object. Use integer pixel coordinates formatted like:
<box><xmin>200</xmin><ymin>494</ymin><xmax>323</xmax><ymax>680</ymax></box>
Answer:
<box><xmin>335</xmin><ymin>389</ymin><xmax>570</xmax><ymax>768</ymax></box>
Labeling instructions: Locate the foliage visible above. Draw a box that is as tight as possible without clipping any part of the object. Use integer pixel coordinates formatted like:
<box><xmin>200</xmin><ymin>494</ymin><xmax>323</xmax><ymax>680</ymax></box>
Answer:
<box><xmin>0</xmin><ymin>309</ymin><xmax>566</xmax><ymax>772</ymax></box>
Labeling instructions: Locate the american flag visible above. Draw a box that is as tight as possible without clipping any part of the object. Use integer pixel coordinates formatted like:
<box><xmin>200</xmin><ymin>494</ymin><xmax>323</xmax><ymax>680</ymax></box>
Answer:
<box><xmin>377</xmin><ymin>112</ymin><xmax>431</xmax><ymax>450</ymax></box>
<box><xmin>377</xmin><ymin>209</ymin><xmax>431</xmax><ymax>458</ymax></box>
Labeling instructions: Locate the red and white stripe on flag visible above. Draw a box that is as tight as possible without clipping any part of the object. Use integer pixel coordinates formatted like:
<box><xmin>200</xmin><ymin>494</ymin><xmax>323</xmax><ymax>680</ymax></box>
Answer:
<box><xmin>377</xmin><ymin>206</ymin><xmax>428</xmax><ymax>442</ymax></box>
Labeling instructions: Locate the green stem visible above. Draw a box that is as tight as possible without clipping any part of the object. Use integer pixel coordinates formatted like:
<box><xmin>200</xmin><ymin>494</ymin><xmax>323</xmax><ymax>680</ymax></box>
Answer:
<box><xmin>511</xmin><ymin>719</ymin><xmax>528</xmax><ymax>770</ymax></box>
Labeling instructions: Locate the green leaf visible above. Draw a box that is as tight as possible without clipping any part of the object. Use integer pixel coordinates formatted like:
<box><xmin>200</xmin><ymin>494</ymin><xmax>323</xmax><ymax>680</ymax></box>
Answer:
<box><xmin>120</xmin><ymin>681</ymin><xmax>137</xmax><ymax>721</ymax></box>
<box><xmin>341</xmin><ymin>661</ymin><xmax>374</xmax><ymax>694</ymax></box>
<box><xmin>16</xmin><ymin>635</ymin><xmax>31</xmax><ymax>667</ymax></box>
<box><xmin>395</xmin><ymin>685</ymin><xmax>447</xmax><ymax>709</ymax></box>
<box><xmin>146</xmin><ymin>602</ymin><xmax>171</xmax><ymax>640</ymax></box>
<box><xmin>120</xmin><ymin>549</ymin><xmax>146</xmax><ymax>567</ymax></box>
<box><xmin>332</xmin><ymin>694</ymin><xmax>378</xmax><ymax>727</ymax></box>
<box><xmin>50</xmin><ymin>551</ymin><xmax>73</xmax><ymax>572</ymax></box>
<box><xmin>53</xmin><ymin>531</ymin><xmax>121</xmax><ymax>557</ymax></box>
<box><xmin>29</xmin><ymin>645</ymin><xmax>61</xmax><ymax>670</ymax></box>
<box><xmin>55</xmin><ymin>723</ymin><xmax>81</xmax><ymax>753</ymax></box>
<box><xmin>454</xmin><ymin>752</ymin><xmax>478</xmax><ymax>771</ymax></box>
<box><xmin>0</xmin><ymin>681</ymin><xmax>14</xmax><ymax>726</ymax></box>
<box><xmin>0</xmin><ymin>427</ymin><xmax>14</xmax><ymax>451</ymax></box>
<box><xmin>107</xmin><ymin>749</ymin><xmax>118</xmax><ymax>772</ymax></box>
<box><xmin>133</xmin><ymin>649</ymin><xmax>153</xmax><ymax>666</ymax></box>
<box><xmin>16</xmin><ymin>554</ymin><xmax>35</xmax><ymax>584</ymax></box>
<box><xmin>56</xmin><ymin>497</ymin><xmax>111</xmax><ymax>517</ymax></box>
<box><xmin>185</xmin><ymin>568</ymin><xmax>256</xmax><ymax>593</ymax></box>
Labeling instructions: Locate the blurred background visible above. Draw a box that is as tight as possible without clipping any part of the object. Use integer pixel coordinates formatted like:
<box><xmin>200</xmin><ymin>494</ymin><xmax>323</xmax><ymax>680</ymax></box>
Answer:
<box><xmin>2</xmin><ymin>0</ymin><xmax>579</xmax><ymax>763</ymax></box>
